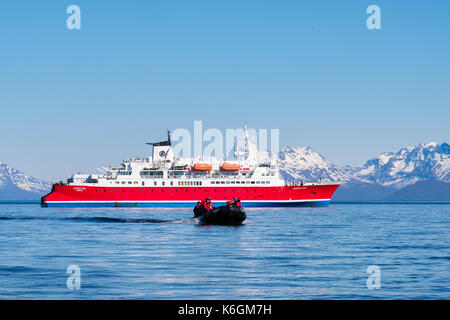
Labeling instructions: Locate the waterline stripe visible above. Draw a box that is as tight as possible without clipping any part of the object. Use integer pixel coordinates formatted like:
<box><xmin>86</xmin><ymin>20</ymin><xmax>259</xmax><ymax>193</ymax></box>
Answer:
<box><xmin>45</xmin><ymin>199</ymin><xmax>331</xmax><ymax>204</ymax></box>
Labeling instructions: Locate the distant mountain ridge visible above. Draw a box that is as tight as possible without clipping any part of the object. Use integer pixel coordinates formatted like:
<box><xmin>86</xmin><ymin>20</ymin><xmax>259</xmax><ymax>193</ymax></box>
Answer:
<box><xmin>344</xmin><ymin>142</ymin><xmax>449</xmax><ymax>189</ymax></box>
<box><xmin>0</xmin><ymin>142</ymin><xmax>448</xmax><ymax>201</ymax></box>
<box><xmin>276</xmin><ymin>142</ymin><xmax>449</xmax><ymax>201</ymax></box>
<box><xmin>385</xmin><ymin>180</ymin><xmax>450</xmax><ymax>201</ymax></box>
<box><xmin>0</xmin><ymin>162</ymin><xmax>52</xmax><ymax>200</ymax></box>
<box><xmin>278</xmin><ymin>146</ymin><xmax>353</xmax><ymax>183</ymax></box>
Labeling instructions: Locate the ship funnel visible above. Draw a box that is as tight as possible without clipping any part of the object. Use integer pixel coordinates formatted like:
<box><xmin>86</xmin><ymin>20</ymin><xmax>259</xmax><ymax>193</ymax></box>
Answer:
<box><xmin>146</xmin><ymin>130</ymin><xmax>174</xmax><ymax>164</ymax></box>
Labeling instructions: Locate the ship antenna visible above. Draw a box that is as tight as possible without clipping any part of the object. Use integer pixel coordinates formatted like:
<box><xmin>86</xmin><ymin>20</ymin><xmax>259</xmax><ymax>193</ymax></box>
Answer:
<box><xmin>244</xmin><ymin>123</ymin><xmax>250</xmax><ymax>160</ymax></box>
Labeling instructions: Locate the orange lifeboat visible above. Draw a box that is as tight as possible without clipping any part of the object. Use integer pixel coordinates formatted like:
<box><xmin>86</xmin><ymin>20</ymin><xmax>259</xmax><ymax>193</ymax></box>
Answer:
<box><xmin>193</xmin><ymin>163</ymin><xmax>212</xmax><ymax>171</ymax></box>
<box><xmin>220</xmin><ymin>162</ymin><xmax>241</xmax><ymax>171</ymax></box>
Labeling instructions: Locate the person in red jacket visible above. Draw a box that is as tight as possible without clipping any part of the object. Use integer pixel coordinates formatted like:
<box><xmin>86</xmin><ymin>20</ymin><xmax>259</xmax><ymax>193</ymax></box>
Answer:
<box><xmin>203</xmin><ymin>197</ymin><xmax>214</xmax><ymax>211</ymax></box>
<box><xmin>227</xmin><ymin>197</ymin><xmax>241</xmax><ymax>207</ymax></box>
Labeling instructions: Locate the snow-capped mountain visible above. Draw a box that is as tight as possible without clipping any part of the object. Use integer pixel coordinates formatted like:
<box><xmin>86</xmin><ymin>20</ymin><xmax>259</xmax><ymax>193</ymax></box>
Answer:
<box><xmin>344</xmin><ymin>142</ymin><xmax>449</xmax><ymax>189</ymax></box>
<box><xmin>277</xmin><ymin>146</ymin><xmax>352</xmax><ymax>183</ymax></box>
<box><xmin>229</xmin><ymin>136</ymin><xmax>351</xmax><ymax>183</ymax></box>
<box><xmin>0</xmin><ymin>162</ymin><xmax>52</xmax><ymax>200</ymax></box>
<box><xmin>1</xmin><ymin>141</ymin><xmax>448</xmax><ymax>200</ymax></box>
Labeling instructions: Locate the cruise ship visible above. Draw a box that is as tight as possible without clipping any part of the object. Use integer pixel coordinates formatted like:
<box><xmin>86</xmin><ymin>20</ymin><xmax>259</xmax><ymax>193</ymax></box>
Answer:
<box><xmin>41</xmin><ymin>130</ymin><xmax>340</xmax><ymax>207</ymax></box>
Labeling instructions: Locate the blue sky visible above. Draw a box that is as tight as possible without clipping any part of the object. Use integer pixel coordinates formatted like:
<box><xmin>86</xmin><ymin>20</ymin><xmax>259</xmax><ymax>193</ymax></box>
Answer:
<box><xmin>0</xmin><ymin>1</ymin><xmax>449</xmax><ymax>181</ymax></box>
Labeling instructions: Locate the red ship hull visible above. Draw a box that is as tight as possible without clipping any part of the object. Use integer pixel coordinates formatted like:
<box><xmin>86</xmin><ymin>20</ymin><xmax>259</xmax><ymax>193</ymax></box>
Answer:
<box><xmin>41</xmin><ymin>184</ymin><xmax>340</xmax><ymax>207</ymax></box>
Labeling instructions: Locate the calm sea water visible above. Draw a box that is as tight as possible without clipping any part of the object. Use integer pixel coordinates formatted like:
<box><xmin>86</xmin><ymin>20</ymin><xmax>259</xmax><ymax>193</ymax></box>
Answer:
<box><xmin>0</xmin><ymin>203</ymin><xmax>449</xmax><ymax>299</ymax></box>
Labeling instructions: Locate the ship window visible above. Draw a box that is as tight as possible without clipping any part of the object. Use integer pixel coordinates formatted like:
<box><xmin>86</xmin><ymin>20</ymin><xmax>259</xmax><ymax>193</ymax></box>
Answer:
<box><xmin>121</xmin><ymin>181</ymin><xmax>126</xmax><ymax>184</ymax></box>
<box><xmin>251</xmin><ymin>181</ymin><xmax>255</xmax><ymax>184</ymax></box>
<box><xmin>256</xmin><ymin>181</ymin><xmax>260</xmax><ymax>184</ymax></box>
<box><xmin>154</xmin><ymin>181</ymin><xmax>157</xmax><ymax>186</ymax></box>
<box><xmin>142</xmin><ymin>182</ymin><xmax>145</xmax><ymax>186</ymax></box>
<box><xmin>221</xmin><ymin>181</ymin><xmax>225</xmax><ymax>184</ymax></box>
<box><xmin>226</xmin><ymin>181</ymin><xmax>230</xmax><ymax>184</ymax></box>
<box><xmin>168</xmin><ymin>171</ymin><xmax>185</xmax><ymax>178</ymax></box>
<box><xmin>115</xmin><ymin>181</ymin><xmax>119</xmax><ymax>184</ymax></box>
<box><xmin>162</xmin><ymin>182</ymin><xmax>165</xmax><ymax>186</ymax></box>
<box><xmin>134</xmin><ymin>181</ymin><xmax>138</xmax><ymax>184</ymax></box>
<box><xmin>170</xmin><ymin>181</ymin><xmax>173</xmax><ymax>186</ymax></box>
<box><xmin>266</xmin><ymin>181</ymin><xmax>270</xmax><ymax>184</ymax></box>
<box><xmin>128</xmin><ymin>181</ymin><xmax>132</xmax><ymax>184</ymax></box>
<box><xmin>140</xmin><ymin>171</ymin><xmax>163</xmax><ymax>178</ymax></box>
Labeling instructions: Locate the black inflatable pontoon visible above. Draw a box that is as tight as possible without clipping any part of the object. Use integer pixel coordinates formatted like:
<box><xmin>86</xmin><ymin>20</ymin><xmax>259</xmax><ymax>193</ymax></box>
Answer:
<box><xmin>193</xmin><ymin>204</ymin><xmax>246</xmax><ymax>225</ymax></box>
